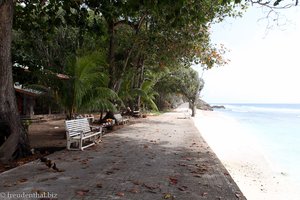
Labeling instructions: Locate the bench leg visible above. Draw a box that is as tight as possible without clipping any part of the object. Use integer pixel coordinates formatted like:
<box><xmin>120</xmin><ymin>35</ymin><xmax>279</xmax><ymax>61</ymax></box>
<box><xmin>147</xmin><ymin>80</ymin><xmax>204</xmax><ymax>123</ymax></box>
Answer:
<box><xmin>79</xmin><ymin>139</ymin><xmax>83</xmax><ymax>151</ymax></box>
<box><xmin>67</xmin><ymin>140</ymin><xmax>71</xmax><ymax>150</ymax></box>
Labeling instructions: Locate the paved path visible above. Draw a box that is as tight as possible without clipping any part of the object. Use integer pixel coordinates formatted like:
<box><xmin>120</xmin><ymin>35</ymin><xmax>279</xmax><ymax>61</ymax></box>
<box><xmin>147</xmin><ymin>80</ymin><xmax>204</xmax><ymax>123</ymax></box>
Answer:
<box><xmin>0</xmin><ymin>109</ymin><xmax>246</xmax><ymax>200</ymax></box>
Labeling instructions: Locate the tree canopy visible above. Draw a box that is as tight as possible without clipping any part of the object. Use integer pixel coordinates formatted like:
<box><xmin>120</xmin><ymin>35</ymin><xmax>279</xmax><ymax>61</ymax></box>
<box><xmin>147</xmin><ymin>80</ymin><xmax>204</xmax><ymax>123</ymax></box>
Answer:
<box><xmin>3</xmin><ymin>0</ymin><xmax>297</xmax><ymax>161</ymax></box>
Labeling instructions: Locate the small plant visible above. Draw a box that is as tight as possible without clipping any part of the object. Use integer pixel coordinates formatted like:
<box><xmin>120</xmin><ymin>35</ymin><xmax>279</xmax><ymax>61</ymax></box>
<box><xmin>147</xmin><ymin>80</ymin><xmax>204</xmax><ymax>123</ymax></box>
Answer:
<box><xmin>21</xmin><ymin>119</ymin><xmax>32</xmax><ymax>132</ymax></box>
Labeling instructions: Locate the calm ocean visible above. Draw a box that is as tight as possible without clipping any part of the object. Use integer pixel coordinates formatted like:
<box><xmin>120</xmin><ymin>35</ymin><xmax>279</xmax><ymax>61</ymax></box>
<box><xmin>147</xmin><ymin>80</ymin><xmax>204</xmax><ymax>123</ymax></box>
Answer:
<box><xmin>213</xmin><ymin>103</ymin><xmax>300</xmax><ymax>185</ymax></box>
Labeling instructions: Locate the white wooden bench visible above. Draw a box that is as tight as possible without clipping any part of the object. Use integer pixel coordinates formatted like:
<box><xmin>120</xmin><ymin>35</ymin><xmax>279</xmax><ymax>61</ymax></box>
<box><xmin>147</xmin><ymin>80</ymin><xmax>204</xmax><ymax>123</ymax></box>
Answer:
<box><xmin>114</xmin><ymin>114</ymin><xmax>129</xmax><ymax>125</ymax></box>
<box><xmin>65</xmin><ymin>118</ymin><xmax>102</xmax><ymax>150</ymax></box>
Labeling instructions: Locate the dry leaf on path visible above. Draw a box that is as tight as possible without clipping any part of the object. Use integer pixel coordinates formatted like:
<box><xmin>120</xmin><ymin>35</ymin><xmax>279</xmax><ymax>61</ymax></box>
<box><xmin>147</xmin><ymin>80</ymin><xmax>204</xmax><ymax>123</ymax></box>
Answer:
<box><xmin>131</xmin><ymin>180</ymin><xmax>142</xmax><ymax>185</ymax></box>
<box><xmin>3</xmin><ymin>183</ymin><xmax>13</xmax><ymax>187</ymax></box>
<box><xmin>128</xmin><ymin>188</ymin><xmax>139</xmax><ymax>193</ymax></box>
<box><xmin>235</xmin><ymin>192</ymin><xmax>242</xmax><ymax>198</ymax></box>
<box><xmin>168</xmin><ymin>177</ymin><xmax>178</xmax><ymax>185</ymax></box>
<box><xmin>178</xmin><ymin>186</ymin><xmax>188</xmax><ymax>191</ymax></box>
<box><xmin>201</xmin><ymin>192</ymin><xmax>208</xmax><ymax>197</ymax></box>
<box><xmin>76</xmin><ymin>189</ymin><xmax>89</xmax><ymax>196</ymax></box>
<box><xmin>163</xmin><ymin>193</ymin><xmax>175</xmax><ymax>199</ymax></box>
<box><xmin>105</xmin><ymin>170</ymin><xmax>114</xmax><ymax>175</ymax></box>
<box><xmin>116</xmin><ymin>192</ymin><xmax>125</xmax><ymax>197</ymax></box>
<box><xmin>143</xmin><ymin>183</ymin><xmax>159</xmax><ymax>190</ymax></box>
<box><xmin>17</xmin><ymin>178</ymin><xmax>28</xmax><ymax>183</ymax></box>
<box><xmin>182</xmin><ymin>157</ymin><xmax>192</xmax><ymax>161</ymax></box>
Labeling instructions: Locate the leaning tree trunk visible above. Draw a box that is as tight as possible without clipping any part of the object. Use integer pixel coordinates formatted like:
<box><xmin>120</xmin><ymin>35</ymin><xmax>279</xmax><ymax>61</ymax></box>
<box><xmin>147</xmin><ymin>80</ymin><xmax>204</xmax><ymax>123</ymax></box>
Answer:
<box><xmin>0</xmin><ymin>0</ymin><xmax>30</xmax><ymax>163</ymax></box>
<box><xmin>107</xmin><ymin>21</ymin><xmax>117</xmax><ymax>91</ymax></box>
<box><xmin>134</xmin><ymin>55</ymin><xmax>144</xmax><ymax>111</ymax></box>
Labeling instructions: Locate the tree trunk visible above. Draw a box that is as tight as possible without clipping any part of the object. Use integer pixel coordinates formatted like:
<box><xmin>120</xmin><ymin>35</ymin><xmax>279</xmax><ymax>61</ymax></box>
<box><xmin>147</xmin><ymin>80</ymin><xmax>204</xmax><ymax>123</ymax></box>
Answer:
<box><xmin>114</xmin><ymin>15</ymin><xmax>146</xmax><ymax>93</ymax></box>
<box><xmin>107</xmin><ymin>22</ymin><xmax>116</xmax><ymax>91</ymax></box>
<box><xmin>135</xmin><ymin>56</ymin><xmax>144</xmax><ymax>111</ymax></box>
<box><xmin>0</xmin><ymin>0</ymin><xmax>30</xmax><ymax>163</ymax></box>
<box><xmin>191</xmin><ymin>102</ymin><xmax>196</xmax><ymax>117</ymax></box>
<box><xmin>189</xmin><ymin>101</ymin><xmax>196</xmax><ymax>117</ymax></box>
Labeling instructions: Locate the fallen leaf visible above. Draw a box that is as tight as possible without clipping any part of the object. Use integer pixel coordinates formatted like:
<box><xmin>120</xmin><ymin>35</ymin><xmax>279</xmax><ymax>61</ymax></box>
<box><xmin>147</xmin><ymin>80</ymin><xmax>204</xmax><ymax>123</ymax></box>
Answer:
<box><xmin>163</xmin><ymin>193</ymin><xmax>174</xmax><ymax>199</ymax></box>
<box><xmin>147</xmin><ymin>190</ymin><xmax>157</xmax><ymax>194</ymax></box>
<box><xmin>178</xmin><ymin>186</ymin><xmax>188</xmax><ymax>191</ymax></box>
<box><xmin>142</xmin><ymin>183</ymin><xmax>159</xmax><ymax>190</ymax></box>
<box><xmin>235</xmin><ymin>192</ymin><xmax>241</xmax><ymax>198</ymax></box>
<box><xmin>3</xmin><ymin>183</ymin><xmax>13</xmax><ymax>187</ymax></box>
<box><xmin>116</xmin><ymin>192</ymin><xmax>125</xmax><ymax>197</ymax></box>
<box><xmin>169</xmin><ymin>177</ymin><xmax>178</xmax><ymax>185</ymax></box>
<box><xmin>131</xmin><ymin>180</ymin><xmax>142</xmax><ymax>185</ymax></box>
<box><xmin>183</xmin><ymin>157</ymin><xmax>192</xmax><ymax>161</ymax></box>
<box><xmin>80</xmin><ymin>159</ymin><xmax>89</xmax><ymax>165</ymax></box>
<box><xmin>106</xmin><ymin>170</ymin><xmax>114</xmax><ymax>175</ymax></box>
<box><xmin>76</xmin><ymin>189</ymin><xmax>89</xmax><ymax>196</ymax></box>
<box><xmin>37</xmin><ymin>177</ymin><xmax>58</xmax><ymax>183</ymax></box>
<box><xmin>128</xmin><ymin>188</ymin><xmax>139</xmax><ymax>193</ymax></box>
<box><xmin>17</xmin><ymin>178</ymin><xmax>28</xmax><ymax>183</ymax></box>
<box><xmin>201</xmin><ymin>192</ymin><xmax>208</xmax><ymax>197</ymax></box>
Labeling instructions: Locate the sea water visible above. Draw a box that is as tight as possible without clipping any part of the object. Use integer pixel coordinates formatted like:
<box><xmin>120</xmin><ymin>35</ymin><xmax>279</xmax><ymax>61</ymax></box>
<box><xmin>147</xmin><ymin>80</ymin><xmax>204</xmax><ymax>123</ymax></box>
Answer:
<box><xmin>213</xmin><ymin>103</ymin><xmax>300</xmax><ymax>185</ymax></box>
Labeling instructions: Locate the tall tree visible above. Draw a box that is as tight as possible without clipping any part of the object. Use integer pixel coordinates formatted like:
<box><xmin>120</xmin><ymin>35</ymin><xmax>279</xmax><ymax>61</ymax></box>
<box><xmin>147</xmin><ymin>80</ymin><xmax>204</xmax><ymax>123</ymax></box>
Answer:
<box><xmin>155</xmin><ymin>68</ymin><xmax>204</xmax><ymax>116</ymax></box>
<box><xmin>53</xmin><ymin>51</ymin><xmax>118</xmax><ymax>119</ymax></box>
<box><xmin>0</xmin><ymin>0</ymin><xmax>30</xmax><ymax>163</ymax></box>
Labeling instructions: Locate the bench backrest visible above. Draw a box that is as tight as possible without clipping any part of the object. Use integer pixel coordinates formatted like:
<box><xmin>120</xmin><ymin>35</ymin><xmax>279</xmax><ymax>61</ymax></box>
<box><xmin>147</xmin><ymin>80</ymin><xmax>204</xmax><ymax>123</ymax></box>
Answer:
<box><xmin>114</xmin><ymin>114</ymin><xmax>123</xmax><ymax>121</ymax></box>
<box><xmin>65</xmin><ymin>118</ymin><xmax>91</xmax><ymax>136</ymax></box>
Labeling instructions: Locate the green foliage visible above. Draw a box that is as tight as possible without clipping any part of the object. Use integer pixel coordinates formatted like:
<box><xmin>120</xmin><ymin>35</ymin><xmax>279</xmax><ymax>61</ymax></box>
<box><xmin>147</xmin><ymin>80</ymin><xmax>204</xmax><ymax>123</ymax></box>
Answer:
<box><xmin>155</xmin><ymin>67</ymin><xmax>204</xmax><ymax>111</ymax></box>
<box><xmin>11</xmin><ymin>0</ymin><xmax>246</xmax><ymax>114</ymax></box>
<box><xmin>57</xmin><ymin>51</ymin><xmax>118</xmax><ymax>117</ymax></box>
<box><xmin>139</xmin><ymin>80</ymin><xmax>159</xmax><ymax>111</ymax></box>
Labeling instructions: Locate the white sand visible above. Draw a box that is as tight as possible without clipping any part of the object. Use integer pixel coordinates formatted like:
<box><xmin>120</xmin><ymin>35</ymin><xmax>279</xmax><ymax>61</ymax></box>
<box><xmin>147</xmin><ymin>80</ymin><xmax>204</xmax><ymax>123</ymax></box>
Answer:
<box><xmin>192</xmin><ymin>110</ymin><xmax>300</xmax><ymax>200</ymax></box>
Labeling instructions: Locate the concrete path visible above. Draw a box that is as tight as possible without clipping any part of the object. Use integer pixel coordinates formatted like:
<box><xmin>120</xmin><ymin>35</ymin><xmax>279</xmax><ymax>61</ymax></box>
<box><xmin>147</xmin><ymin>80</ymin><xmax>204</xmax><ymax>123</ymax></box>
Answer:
<box><xmin>0</xmin><ymin>109</ymin><xmax>246</xmax><ymax>200</ymax></box>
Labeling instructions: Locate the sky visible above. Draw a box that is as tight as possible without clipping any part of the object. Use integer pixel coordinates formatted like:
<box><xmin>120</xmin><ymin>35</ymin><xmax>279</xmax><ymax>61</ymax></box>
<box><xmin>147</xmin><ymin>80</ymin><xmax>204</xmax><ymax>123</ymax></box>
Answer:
<box><xmin>194</xmin><ymin>5</ymin><xmax>300</xmax><ymax>104</ymax></box>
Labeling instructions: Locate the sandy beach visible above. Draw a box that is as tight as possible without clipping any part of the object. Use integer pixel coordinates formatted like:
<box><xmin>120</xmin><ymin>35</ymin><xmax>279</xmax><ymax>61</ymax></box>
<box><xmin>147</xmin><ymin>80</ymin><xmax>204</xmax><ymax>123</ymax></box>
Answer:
<box><xmin>192</xmin><ymin>110</ymin><xmax>300</xmax><ymax>200</ymax></box>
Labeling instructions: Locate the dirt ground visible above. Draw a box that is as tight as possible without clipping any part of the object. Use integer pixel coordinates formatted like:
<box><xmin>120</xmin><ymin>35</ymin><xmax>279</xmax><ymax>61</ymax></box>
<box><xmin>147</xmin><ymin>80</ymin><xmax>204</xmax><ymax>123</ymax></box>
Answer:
<box><xmin>0</xmin><ymin>117</ymin><xmax>143</xmax><ymax>173</ymax></box>
<box><xmin>28</xmin><ymin>119</ymin><xmax>67</xmax><ymax>149</ymax></box>
<box><xmin>28</xmin><ymin>117</ymin><xmax>143</xmax><ymax>149</ymax></box>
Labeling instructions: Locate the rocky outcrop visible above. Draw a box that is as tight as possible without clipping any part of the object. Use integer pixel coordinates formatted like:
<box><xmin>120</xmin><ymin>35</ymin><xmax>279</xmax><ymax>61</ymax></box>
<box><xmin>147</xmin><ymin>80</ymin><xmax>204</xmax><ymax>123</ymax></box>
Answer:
<box><xmin>212</xmin><ymin>105</ymin><xmax>225</xmax><ymax>109</ymax></box>
<box><xmin>196</xmin><ymin>99</ymin><xmax>213</xmax><ymax>111</ymax></box>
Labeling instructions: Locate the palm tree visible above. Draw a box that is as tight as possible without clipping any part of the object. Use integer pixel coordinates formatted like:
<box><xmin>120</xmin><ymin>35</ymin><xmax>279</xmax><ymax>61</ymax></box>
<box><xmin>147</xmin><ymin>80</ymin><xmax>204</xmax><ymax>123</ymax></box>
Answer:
<box><xmin>139</xmin><ymin>80</ymin><xmax>159</xmax><ymax>111</ymax></box>
<box><xmin>40</xmin><ymin>51</ymin><xmax>119</xmax><ymax>119</ymax></box>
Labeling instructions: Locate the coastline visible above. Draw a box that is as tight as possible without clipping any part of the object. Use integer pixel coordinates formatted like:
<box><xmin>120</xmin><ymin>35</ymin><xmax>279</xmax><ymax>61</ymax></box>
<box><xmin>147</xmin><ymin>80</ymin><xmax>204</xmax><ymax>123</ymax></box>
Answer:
<box><xmin>192</xmin><ymin>110</ymin><xmax>300</xmax><ymax>200</ymax></box>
